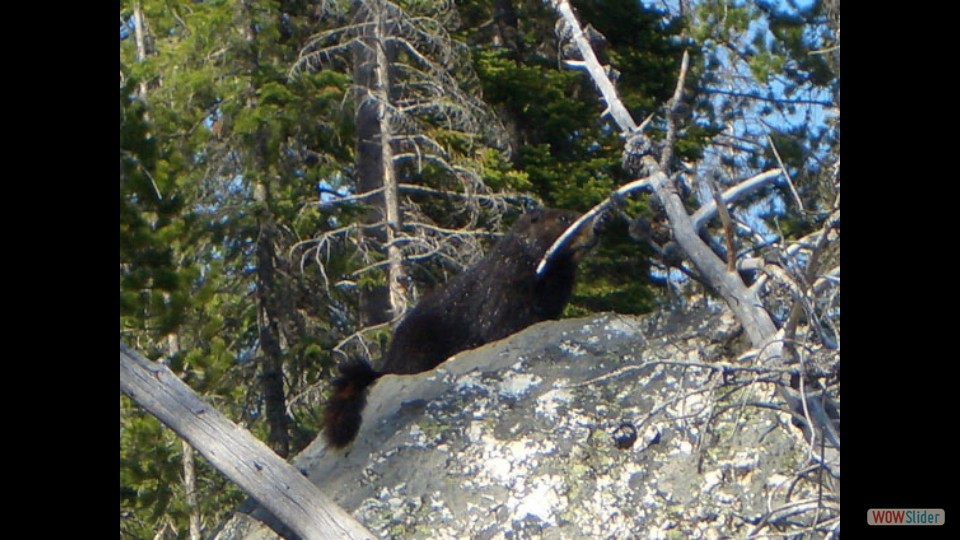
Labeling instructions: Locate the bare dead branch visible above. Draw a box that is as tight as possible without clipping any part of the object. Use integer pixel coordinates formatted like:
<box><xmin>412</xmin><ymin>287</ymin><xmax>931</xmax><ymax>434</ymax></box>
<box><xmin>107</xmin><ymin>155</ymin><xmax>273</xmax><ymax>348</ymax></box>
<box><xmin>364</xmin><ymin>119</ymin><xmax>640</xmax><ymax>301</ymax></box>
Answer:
<box><xmin>548</xmin><ymin>0</ymin><xmax>637</xmax><ymax>133</ymax></box>
<box><xmin>536</xmin><ymin>178</ymin><xmax>651</xmax><ymax>277</ymax></box>
<box><xmin>120</xmin><ymin>344</ymin><xmax>374</xmax><ymax>540</ymax></box>
<box><xmin>705</xmin><ymin>174</ymin><xmax>737</xmax><ymax>272</ymax></box>
<box><xmin>332</xmin><ymin>319</ymin><xmax>392</xmax><ymax>363</ymax></box>
<box><xmin>545</xmin><ymin>2</ymin><xmax>840</xmax><ymax>493</ymax></box>
<box><xmin>767</xmin><ymin>134</ymin><xmax>804</xmax><ymax>213</ymax></box>
<box><xmin>403</xmin><ymin>221</ymin><xmax>499</xmax><ymax>237</ymax></box>
<box><xmin>316</xmin><ymin>186</ymin><xmax>387</xmax><ymax>206</ymax></box>
<box><xmin>745</xmin><ymin>499</ymin><xmax>840</xmax><ymax>539</ymax></box>
<box><xmin>701</xmin><ymin>86</ymin><xmax>833</xmax><ymax>107</ymax></box>
<box><xmin>661</xmin><ymin>50</ymin><xmax>690</xmax><ymax>171</ymax></box>
<box><xmin>782</xmin><ymin>201</ymin><xmax>840</xmax><ymax>346</ymax></box>
<box><xmin>691</xmin><ymin>169</ymin><xmax>781</xmax><ymax>231</ymax></box>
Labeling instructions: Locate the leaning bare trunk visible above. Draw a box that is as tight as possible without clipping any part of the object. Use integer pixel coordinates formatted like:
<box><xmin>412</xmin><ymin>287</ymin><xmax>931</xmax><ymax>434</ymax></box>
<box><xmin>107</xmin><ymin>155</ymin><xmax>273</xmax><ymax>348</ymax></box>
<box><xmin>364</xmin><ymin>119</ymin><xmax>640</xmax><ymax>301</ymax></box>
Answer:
<box><xmin>546</xmin><ymin>0</ymin><xmax>839</xmax><ymax>468</ymax></box>
<box><xmin>120</xmin><ymin>344</ymin><xmax>374</xmax><ymax>539</ymax></box>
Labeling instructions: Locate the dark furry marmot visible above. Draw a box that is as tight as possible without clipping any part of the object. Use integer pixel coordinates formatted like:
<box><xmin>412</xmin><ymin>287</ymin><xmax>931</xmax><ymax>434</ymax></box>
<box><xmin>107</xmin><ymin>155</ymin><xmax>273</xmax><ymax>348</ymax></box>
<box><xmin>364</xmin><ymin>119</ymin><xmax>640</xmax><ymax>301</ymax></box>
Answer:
<box><xmin>323</xmin><ymin>208</ymin><xmax>598</xmax><ymax>448</ymax></box>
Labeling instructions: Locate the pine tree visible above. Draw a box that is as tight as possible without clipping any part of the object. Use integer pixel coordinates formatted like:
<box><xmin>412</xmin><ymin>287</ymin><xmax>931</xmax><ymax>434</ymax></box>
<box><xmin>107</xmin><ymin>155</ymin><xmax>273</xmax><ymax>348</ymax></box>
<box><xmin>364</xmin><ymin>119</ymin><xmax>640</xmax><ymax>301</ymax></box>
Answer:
<box><xmin>291</xmin><ymin>0</ymin><xmax>514</xmax><ymax>361</ymax></box>
<box><xmin>121</xmin><ymin>0</ymin><xmax>354</xmax><ymax>535</ymax></box>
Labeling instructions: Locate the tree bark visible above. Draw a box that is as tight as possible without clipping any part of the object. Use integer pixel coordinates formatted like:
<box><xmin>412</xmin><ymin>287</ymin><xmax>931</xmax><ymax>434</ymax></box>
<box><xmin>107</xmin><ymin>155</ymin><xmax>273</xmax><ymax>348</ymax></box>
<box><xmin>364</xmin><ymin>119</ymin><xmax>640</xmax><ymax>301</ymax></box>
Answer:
<box><xmin>372</xmin><ymin>2</ymin><xmax>408</xmax><ymax>319</ymax></box>
<box><xmin>131</xmin><ymin>1</ymin><xmax>149</xmax><ymax>98</ymax></box>
<box><xmin>353</xmin><ymin>3</ymin><xmax>392</xmax><ymax>327</ymax></box>
<box><xmin>492</xmin><ymin>0</ymin><xmax>523</xmax><ymax>60</ymax></box>
<box><xmin>240</xmin><ymin>0</ymin><xmax>292</xmax><ymax>458</ymax></box>
<box><xmin>353</xmin><ymin>0</ymin><xmax>407</xmax><ymax>325</ymax></box>
<box><xmin>182</xmin><ymin>441</ymin><xmax>201</xmax><ymax>540</ymax></box>
<box><xmin>120</xmin><ymin>343</ymin><xmax>374</xmax><ymax>540</ymax></box>
<box><xmin>254</xmin><ymin>200</ymin><xmax>291</xmax><ymax>458</ymax></box>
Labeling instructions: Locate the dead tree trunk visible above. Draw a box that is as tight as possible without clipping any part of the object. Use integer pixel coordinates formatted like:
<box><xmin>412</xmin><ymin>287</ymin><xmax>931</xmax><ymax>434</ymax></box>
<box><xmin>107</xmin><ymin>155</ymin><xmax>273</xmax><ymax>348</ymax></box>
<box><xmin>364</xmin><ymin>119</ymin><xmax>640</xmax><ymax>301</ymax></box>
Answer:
<box><xmin>545</xmin><ymin>0</ymin><xmax>839</xmax><ymax>472</ymax></box>
<box><xmin>352</xmin><ymin>0</ymin><xmax>410</xmax><ymax>326</ymax></box>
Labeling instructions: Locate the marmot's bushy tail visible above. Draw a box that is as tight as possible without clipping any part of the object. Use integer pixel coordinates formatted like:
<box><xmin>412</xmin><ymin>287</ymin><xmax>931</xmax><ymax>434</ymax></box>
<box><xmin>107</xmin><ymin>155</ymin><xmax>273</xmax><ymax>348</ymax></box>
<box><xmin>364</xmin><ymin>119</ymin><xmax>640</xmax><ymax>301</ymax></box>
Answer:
<box><xmin>323</xmin><ymin>357</ymin><xmax>382</xmax><ymax>448</ymax></box>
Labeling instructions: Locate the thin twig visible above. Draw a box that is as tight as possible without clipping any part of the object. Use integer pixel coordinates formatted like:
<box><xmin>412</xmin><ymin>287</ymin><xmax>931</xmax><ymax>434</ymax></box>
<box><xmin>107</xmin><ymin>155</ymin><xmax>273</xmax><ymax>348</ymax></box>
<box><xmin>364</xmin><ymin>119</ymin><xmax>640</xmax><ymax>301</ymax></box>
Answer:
<box><xmin>705</xmin><ymin>174</ymin><xmax>737</xmax><ymax>272</ymax></box>
<box><xmin>767</xmin><ymin>134</ymin><xmax>804</xmax><ymax>213</ymax></box>
<box><xmin>691</xmin><ymin>169</ymin><xmax>780</xmax><ymax>231</ymax></box>
<box><xmin>660</xmin><ymin>50</ymin><xmax>691</xmax><ymax>171</ymax></box>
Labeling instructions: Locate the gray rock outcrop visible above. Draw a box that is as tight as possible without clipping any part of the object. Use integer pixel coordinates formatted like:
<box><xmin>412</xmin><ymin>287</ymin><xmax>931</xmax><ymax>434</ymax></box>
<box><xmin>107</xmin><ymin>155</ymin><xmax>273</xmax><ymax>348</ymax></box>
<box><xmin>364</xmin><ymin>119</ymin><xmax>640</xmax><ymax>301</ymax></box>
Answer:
<box><xmin>217</xmin><ymin>304</ymin><xmax>838</xmax><ymax>539</ymax></box>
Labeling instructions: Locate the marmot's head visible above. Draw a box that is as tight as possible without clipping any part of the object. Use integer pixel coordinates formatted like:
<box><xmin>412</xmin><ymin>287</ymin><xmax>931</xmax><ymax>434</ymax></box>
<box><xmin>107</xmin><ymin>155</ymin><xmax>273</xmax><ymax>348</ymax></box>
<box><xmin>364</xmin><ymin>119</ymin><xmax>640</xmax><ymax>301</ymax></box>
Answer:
<box><xmin>505</xmin><ymin>208</ymin><xmax>599</xmax><ymax>270</ymax></box>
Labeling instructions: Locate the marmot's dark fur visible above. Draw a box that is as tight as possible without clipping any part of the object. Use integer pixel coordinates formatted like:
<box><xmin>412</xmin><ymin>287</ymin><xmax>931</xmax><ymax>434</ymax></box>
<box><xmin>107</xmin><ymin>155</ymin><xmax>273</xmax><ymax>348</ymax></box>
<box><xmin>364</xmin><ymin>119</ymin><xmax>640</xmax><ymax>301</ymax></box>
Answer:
<box><xmin>323</xmin><ymin>208</ymin><xmax>597</xmax><ymax>448</ymax></box>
